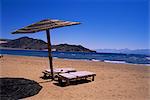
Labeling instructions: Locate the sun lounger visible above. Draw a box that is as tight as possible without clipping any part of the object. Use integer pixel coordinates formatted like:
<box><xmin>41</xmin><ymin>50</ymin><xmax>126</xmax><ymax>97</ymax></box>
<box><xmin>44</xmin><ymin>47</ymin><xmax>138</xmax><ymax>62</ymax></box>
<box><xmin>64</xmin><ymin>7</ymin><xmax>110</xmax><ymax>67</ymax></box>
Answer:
<box><xmin>58</xmin><ymin>71</ymin><xmax>96</xmax><ymax>85</ymax></box>
<box><xmin>42</xmin><ymin>68</ymin><xmax>76</xmax><ymax>78</ymax></box>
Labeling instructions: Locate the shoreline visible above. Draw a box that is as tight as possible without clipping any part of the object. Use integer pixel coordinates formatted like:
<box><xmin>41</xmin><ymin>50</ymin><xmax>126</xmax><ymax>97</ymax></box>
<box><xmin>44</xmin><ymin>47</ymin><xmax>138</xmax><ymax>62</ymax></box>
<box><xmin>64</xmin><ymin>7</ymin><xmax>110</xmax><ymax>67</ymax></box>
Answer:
<box><xmin>1</xmin><ymin>54</ymin><xmax>150</xmax><ymax>67</ymax></box>
<box><xmin>0</xmin><ymin>47</ymin><xmax>96</xmax><ymax>53</ymax></box>
<box><xmin>0</xmin><ymin>47</ymin><xmax>48</xmax><ymax>51</ymax></box>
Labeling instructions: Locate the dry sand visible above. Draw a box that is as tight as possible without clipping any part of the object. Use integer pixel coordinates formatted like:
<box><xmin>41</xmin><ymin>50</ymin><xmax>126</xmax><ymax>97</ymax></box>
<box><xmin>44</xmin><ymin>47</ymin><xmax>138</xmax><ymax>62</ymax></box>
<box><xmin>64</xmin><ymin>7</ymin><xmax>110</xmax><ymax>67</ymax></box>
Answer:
<box><xmin>0</xmin><ymin>55</ymin><xmax>150</xmax><ymax>100</ymax></box>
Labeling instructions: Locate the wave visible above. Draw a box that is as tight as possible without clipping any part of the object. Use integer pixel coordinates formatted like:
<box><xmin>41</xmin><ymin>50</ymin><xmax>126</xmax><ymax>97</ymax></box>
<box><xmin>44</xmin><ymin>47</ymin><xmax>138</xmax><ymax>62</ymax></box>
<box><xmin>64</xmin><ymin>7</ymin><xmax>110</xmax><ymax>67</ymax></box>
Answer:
<box><xmin>146</xmin><ymin>57</ymin><xmax>150</xmax><ymax>60</ymax></box>
<box><xmin>1</xmin><ymin>49</ymin><xmax>149</xmax><ymax>65</ymax></box>
<box><xmin>91</xmin><ymin>59</ymin><xmax>101</xmax><ymax>62</ymax></box>
<box><xmin>104</xmin><ymin>60</ymin><xmax>126</xmax><ymax>64</ymax></box>
<box><xmin>71</xmin><ymin>54</ymin><xmax>76</xmax><ymax>56</ymax></box>
<box><xmin>53</xmin><ymin>57</ymin><xmax>58</xmax><ymax>59</ymax></box>
<box><xmin>143</xmin><ymin>64</ymin><xmax>150</xmax><ymax>66</ymax></box>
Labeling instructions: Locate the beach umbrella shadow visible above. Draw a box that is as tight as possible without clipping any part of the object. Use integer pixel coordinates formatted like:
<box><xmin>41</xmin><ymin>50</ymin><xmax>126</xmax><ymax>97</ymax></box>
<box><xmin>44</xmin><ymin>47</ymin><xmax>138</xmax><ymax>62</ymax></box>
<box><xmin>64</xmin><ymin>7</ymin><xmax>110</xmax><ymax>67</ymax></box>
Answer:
<box><xmin>0</xmin><ymin>77</ymin><xmax>42</xmax><ymax>100</ymax></box>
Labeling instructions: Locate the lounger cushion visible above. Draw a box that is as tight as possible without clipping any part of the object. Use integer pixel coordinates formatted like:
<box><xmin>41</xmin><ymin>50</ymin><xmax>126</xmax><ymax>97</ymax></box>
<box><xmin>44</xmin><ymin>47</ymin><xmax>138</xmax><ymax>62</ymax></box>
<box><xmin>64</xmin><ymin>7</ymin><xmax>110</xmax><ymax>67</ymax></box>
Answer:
<box><xmin>59</xmin><ymin>71</ymin><xmax>96</xmax><ymax>79</ymax></box>
<box><xmin>70</xmin><ymin>71</ymin><xmax>96</xmax><ymax>77</ymax></box>
<box><xmin>45</xmin><ymin>68</ymin><xmax>76</xmax><ymax>73</ymax></box>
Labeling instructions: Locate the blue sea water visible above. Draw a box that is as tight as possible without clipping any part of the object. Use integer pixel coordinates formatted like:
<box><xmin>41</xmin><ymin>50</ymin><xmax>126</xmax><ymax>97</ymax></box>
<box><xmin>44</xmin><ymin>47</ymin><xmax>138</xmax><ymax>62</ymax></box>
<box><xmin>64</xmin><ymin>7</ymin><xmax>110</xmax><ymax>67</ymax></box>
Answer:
<box><xmin>0</xmin><ymin>49</ymin><xmax>150</xmax><ymax>65</ymax></box>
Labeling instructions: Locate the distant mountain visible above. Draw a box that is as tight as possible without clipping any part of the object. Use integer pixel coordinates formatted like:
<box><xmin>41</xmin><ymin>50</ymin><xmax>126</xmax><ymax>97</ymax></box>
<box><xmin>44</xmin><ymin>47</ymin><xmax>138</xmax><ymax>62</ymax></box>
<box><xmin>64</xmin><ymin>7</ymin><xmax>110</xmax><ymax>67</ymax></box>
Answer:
<box><xmin>0</xmin><ymin>39</ymin><xmax>11</xmax><ymax>41</ymax></box>
<box><xmin>0</xmin><ymin>37</ymin><xmax>47</xmax><ymax>50</ymax></box>
<box><xmin>0</xmin><ymin>37</ymin><xmax>96</xmax><ymax>53</ymax></box>
<box><xmin>0</xmin><ymin>39</ymin><xmax>11</xmax><ymax>44</ymax></box>
<box><xmin>95</xmin><ymin>49</ymin><xmax>150</xmax><ymax>55</ymax></box>
<box><xmin>52</xmin><ymin>44</ymin><xmax>96</xmax><ymax>52</ymax></box>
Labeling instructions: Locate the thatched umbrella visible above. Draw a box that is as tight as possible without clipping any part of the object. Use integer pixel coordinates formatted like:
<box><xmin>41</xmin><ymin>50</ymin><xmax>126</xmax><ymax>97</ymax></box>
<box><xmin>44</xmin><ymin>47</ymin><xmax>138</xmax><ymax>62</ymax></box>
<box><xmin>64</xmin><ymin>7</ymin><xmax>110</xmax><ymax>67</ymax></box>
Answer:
<box><xmin>12</xmin><ymin>19</ymin><xmax>80</xmax><ymax>79</ymax></box>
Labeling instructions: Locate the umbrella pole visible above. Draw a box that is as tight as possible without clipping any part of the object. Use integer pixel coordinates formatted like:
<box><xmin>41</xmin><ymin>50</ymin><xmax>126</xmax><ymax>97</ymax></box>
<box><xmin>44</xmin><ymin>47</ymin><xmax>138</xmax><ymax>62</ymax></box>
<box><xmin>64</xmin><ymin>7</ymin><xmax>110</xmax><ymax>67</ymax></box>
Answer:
<box><xmin>46</xmin><ymin>29</ymin><xmax>54</xmax><ymax>80</ymax></box>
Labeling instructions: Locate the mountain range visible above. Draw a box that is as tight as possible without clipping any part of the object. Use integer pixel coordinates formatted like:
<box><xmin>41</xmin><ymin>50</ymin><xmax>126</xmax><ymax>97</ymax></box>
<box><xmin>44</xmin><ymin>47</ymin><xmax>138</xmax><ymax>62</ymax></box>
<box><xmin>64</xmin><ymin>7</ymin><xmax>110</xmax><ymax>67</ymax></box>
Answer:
<box><xmin>0</xmin><ymin>37</ymin><xmax>96</xmax><ymax>53</ymax></box>
<box><xmin>0</xmin><ymin>37</ymin><xmax>149</xmax><ymax>55</ymax></box>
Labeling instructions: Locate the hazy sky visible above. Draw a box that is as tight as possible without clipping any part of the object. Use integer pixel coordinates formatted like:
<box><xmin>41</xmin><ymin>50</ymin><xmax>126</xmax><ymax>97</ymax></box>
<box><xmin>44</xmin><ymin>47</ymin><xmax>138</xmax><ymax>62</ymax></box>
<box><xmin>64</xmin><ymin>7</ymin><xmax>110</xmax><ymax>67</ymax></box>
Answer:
<box><xmin>1</xmin><ymin>0</ymin><xmax>149</xmax><ymax>50</ymax></box>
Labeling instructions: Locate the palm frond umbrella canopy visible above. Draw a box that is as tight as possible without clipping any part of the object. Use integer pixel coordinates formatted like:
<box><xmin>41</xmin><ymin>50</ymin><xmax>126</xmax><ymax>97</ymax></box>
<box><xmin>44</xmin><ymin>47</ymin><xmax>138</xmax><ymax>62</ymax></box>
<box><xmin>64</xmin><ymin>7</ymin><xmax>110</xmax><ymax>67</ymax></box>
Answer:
<box><xmin>12</xmin><ymin>19</ymin><xmax>81</xmax><ymax>79</ymax></box>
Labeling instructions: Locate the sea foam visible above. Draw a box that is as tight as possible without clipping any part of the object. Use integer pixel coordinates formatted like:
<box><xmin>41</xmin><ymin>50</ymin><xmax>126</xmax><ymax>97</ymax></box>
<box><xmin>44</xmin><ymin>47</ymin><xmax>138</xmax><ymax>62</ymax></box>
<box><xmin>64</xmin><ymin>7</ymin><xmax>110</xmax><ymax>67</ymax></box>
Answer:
<box><xmin>104</xmin><ymin>60</ymin><xmax>126</xmax><ymax>64</ymax></box>
<box><xmin>91</xmin><ymin>59</ymin><xmax>100</xmax><ymax>62</ymax></box>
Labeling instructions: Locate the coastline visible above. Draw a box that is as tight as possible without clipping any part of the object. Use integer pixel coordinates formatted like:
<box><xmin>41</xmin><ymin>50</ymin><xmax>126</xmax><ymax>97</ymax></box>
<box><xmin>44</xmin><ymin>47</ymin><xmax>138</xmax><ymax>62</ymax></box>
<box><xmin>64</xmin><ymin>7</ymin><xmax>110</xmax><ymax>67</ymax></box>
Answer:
<box><xmin>0</xmin><ymin>47</ymin><xmax>48</xmax><ymax>51</ymax></box>
<box><xmin>1</xmin><ymin>54</ymin><xmax>150</xmax><ymax>66</ymax></box>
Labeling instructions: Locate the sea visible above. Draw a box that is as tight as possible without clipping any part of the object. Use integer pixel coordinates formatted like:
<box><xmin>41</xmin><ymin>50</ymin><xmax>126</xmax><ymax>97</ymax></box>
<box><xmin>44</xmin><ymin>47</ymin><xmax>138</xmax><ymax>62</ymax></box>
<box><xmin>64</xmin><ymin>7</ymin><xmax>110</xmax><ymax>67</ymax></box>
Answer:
<box><xmin>0</xmin><ymin>49</ymin><xmax>150</xmax><ymax>66</ymax></box>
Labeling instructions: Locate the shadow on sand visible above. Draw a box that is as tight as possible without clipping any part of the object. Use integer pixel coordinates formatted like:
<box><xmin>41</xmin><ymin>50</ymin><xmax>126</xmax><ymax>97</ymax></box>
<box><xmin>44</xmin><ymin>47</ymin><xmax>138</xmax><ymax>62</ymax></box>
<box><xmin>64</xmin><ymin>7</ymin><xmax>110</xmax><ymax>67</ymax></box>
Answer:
<box><xmin>53</xmin><ymin>79</ymin><xmax>91</xmax><ymax>87</ymax></box>
<box><xmin>0</xmin><ymin>77</ymin><xmax>42</xmax><ymax>100</ymax></box>
<box><xmin>40</xmin><ymin>76</ymin><xmax>52</xmax><ymax>80</ymax></box>
<box><xmin>40</xmin><ymin>75</ymin><xmax>92</xmax><ymax>87</ymax></box>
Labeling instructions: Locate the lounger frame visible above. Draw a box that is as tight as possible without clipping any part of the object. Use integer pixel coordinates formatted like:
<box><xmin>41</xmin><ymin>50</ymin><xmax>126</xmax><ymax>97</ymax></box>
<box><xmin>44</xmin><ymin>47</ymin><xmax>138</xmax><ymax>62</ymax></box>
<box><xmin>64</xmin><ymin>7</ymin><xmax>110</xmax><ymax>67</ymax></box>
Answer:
<box><xmin>58</xmin><ymin>72</ymin><xmax>96</xmax><ymax>86</ymax></box>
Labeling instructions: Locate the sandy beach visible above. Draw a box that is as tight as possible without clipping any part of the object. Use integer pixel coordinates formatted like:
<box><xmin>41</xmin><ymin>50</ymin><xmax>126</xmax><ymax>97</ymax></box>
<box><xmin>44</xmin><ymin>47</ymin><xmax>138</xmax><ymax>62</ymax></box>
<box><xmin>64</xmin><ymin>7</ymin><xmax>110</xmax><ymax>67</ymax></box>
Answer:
<box><xmin>0</xmin><ymin>55</ymin><xmax>150</xmax><ymax>100</ymax></box>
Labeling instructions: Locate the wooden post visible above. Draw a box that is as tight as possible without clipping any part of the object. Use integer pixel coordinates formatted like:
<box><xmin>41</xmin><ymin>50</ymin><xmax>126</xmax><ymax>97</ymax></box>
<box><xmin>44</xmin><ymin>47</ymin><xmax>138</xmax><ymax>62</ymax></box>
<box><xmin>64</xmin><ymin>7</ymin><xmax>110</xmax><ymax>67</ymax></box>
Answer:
<box><xmin>46</xmin><ymin>29</ymin><xmax>54</xmax><ymax>80</ymax></box>
<box><xmin>92</xmin><ymin>76</ymin><xmax>95</xmax><ymax>81</ymax></box>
